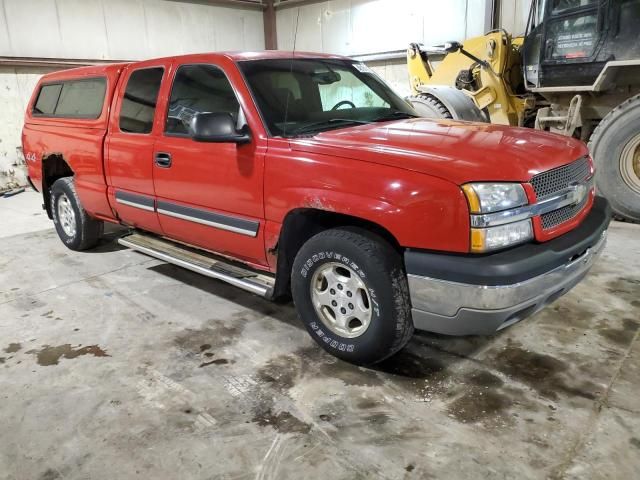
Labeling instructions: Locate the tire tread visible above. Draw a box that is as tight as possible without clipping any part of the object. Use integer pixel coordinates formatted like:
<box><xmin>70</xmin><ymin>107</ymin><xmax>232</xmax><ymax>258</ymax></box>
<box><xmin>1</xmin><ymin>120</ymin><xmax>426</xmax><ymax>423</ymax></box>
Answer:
<box><xmin>409</xmin><ymin>93</ymin><xmax>453</xmax><ymax>119</ymax></box>
<box><xmin>292</xmin><ymin>227</ymin><xmax>414</xmax><ymax>364</ymax></box>
<box><xmin>52</xmin><ymin>177</ymin><xmax>103</xmax><ymax>251</ymax></box>
<box><xmin>588</xmin><ymin>93</ymin><xmax>640</xmax><ymax>222</ymax></box>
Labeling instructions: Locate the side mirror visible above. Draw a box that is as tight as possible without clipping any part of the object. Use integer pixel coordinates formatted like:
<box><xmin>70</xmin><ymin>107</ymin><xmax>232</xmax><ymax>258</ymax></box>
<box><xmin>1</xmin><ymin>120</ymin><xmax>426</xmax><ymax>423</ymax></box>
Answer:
<box><xmin>189</xmin><ymin>112</ymin><xmax>250</xmax><ymax>144</ymax></box>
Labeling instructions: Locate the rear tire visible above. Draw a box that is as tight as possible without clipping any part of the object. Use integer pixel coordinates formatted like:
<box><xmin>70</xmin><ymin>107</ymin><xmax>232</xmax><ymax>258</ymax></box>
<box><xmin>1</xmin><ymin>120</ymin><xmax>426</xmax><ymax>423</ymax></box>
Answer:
<box><xmin>51</xmin><ymin>177</ymin><xmax>103</xmax><ymax>251</ymax></box>
<box><xmin>291</xmin><ymin>227</ymin><xmax>413</xmax><ymax>365</ymax></box>
<box><xmin>589</xmin><ymin>94</ymin><xmax>640</xmax><ymax>222</ymax></box>
<box><xmin>408</xmin><ymin>93</ymin><xmax>453</xmax><ymax>119</ymax></box>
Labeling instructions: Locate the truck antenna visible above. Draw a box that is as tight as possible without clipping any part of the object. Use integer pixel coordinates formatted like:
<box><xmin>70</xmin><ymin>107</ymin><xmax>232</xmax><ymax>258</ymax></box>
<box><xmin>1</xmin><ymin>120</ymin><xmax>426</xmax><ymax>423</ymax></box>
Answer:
<box><xmin>282</xmin><ymin>8</ymin><xmax>300</xmax><ymax>138</ymax></box>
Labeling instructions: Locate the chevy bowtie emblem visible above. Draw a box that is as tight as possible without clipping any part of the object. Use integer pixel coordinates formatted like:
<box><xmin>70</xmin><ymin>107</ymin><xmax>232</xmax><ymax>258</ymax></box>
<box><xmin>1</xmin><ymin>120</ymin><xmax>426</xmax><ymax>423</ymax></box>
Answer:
<box><xmin>568</xmin><ymin>182</ymin><xmax>587</xmax><ymax>205</ymax></box>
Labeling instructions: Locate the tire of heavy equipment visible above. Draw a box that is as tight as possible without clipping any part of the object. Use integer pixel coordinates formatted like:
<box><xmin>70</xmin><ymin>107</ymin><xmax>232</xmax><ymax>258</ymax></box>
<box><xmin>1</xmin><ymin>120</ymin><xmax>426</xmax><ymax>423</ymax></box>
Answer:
<box><xmin>589</xmin><ymin>94</ymin><xmax>640</xmax><ymax>222</ymax></box>
<box><xmin>291</xmin><ymin>227</ymin><xmax>414</xmax><ymax>365</ymax></box>
<box><xmin>408</xmin><ymin>93</ymin><xmax>453</xmax><ymax>119</ymax></box>
<box><xmin>51</xmin><ymin>177</ymin><xmax>103</xmax><ymax>251</ymax></box>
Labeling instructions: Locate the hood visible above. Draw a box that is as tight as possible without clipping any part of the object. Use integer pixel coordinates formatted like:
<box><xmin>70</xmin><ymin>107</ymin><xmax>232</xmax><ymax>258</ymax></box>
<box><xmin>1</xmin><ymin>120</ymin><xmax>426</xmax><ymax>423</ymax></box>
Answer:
<box><xmin>289</xmin><ymin>118</ymin><xmax>588</xmax><ymax>185</ymax></box>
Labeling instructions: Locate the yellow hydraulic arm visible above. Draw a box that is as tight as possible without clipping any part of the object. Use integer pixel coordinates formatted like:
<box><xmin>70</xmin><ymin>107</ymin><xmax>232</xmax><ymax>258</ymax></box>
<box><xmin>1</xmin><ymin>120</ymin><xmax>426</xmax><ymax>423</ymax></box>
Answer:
<box><xmin>407</xmin><ymin>31</ymin><xmax>530</xmax><ymax>126</ymax></box>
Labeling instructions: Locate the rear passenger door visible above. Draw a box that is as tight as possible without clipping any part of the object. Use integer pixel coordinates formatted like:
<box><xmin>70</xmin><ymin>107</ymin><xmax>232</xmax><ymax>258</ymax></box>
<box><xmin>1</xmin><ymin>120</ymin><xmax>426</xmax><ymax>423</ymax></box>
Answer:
<box><xmin>152</xmin><ymin>63</ymin><xmax>266</xmax><ymax>266</ymax></box>
<box><xmin>105</xmin><ymin>60</ymin><xmax>168</xmax><ymax>233</ymax></box>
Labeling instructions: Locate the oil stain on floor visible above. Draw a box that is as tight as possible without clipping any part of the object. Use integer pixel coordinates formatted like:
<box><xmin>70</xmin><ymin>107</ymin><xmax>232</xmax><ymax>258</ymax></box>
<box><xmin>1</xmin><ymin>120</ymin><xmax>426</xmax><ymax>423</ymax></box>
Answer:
<box><xmin>26</xmin><ymin>344</ymin><xmax>109</xmax><ymax>366</ymax></box>
<box><xmin>493</xmin><ymin>341</ymin><xmax>600</xmax><ymax>401</ymax></box>
<box><xmin>252</xmin><ymin>406</ymin><xmax>312</xmax><ymax>434</ymax></box>
<box><xmin>4</xmin><ymin>342</ymin><xmax>21</xmax><ymax>353</ymax></box>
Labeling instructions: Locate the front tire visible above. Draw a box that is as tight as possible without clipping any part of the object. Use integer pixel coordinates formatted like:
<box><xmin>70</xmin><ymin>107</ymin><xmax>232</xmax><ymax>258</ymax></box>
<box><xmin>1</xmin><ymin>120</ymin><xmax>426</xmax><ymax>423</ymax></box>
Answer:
<box><xmin>51</xmin><ymin>177</ymin><xmax>103</xmax><ymax>251</ymax></box>
<box><xmin>291</xmin><ymin>227</ymin><xmax>413</xmax><ymax>365</ymax></box>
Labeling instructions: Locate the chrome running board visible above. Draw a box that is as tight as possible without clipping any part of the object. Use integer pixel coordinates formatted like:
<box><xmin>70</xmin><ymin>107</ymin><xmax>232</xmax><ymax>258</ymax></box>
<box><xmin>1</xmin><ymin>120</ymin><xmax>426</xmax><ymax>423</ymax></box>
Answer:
<box><xmin>118</xmin><ymin>232</ymin><xmax>274</xmax><ymax>298</ymax></box>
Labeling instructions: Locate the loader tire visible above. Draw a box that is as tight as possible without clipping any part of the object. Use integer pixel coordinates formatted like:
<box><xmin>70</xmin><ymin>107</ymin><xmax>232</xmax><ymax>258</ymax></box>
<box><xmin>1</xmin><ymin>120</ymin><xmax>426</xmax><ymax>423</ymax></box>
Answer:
<box><xmin>589</xmin><ymin>94</ymin><xmax>640</xmax><ymax>222</ymax></box>
<box><xmin>408</xmin><ymin>93</ymin><xmax>453</xmax><ymax>120</ymax></box>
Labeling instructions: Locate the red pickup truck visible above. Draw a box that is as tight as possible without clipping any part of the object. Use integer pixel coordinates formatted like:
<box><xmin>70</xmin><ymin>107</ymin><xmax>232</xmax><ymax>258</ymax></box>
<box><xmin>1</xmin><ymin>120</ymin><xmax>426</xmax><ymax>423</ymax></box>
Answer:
<box><xmin>23</xmin><ymin>51</ymin><xmax>610</xmax><ymax>364</ymax></box>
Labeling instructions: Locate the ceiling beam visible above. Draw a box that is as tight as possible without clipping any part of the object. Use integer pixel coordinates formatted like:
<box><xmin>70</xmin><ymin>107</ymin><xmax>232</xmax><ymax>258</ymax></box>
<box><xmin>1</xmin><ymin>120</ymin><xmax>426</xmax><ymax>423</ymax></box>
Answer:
<box><xmin>274</xmin><ymin>0</ymin><xmax>326</xmax><ymax>10</ymax></box>
<box><xmin>263</xmin><ymin>0</ymin><xmax>278</xmax><ymax>49</ymax></box>
<box><xmin>165</xmin><ymin>0</ymin><xmax>265</xmax><ymax>11</ymax></box>
<box><xmin>0</xmin><ymin>56</ymin><xmax>129</xmax><ymax>68</ymax></box>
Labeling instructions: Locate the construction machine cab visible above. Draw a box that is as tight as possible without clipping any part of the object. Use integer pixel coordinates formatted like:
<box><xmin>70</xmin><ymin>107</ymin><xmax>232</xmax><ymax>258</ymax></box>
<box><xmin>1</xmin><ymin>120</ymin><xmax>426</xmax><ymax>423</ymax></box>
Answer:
<box><xmin>522</xmin><ymin>0</ymin><xmax>640</xmax><ymax>89</ymax></box>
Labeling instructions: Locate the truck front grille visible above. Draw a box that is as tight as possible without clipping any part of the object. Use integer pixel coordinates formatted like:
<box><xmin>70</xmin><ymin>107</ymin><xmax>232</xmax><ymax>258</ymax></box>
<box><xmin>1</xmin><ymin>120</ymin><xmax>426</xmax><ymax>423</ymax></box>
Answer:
<box><xmin>531</xmin><ymin>157</ymin><xmax>592</xmax><ymax>230</ymax></box>
<box><xmin>531</xmin><ymin>157</ymin><xmax>591</xmax><ymax>199</ymax></box>
<box><xmin>541</xmin><ymin>194</ymin><xmax>589</xmax><ymax>230</ymax></box>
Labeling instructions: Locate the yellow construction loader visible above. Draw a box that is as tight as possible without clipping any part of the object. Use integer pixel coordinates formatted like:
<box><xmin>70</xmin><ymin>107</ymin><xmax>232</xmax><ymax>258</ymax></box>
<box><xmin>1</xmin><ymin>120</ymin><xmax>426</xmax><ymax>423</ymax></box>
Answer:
<box><xmin>406</xmin><ymin>0</ymin><xmax>640</xmax><ymax>222</ymax></box>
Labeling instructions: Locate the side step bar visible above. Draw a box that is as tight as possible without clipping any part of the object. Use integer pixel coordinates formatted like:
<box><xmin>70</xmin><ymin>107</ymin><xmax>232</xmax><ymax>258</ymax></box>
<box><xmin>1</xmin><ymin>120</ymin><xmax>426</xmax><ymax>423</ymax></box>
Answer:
<box><xmin>118</xmin><ymin>232</ymin><xmax>275</xmax><ymax>298</ymax></box>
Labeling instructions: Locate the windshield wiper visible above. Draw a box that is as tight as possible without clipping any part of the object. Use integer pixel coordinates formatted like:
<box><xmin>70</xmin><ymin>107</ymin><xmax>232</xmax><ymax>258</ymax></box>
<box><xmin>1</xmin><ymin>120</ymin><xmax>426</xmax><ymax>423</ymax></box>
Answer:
<box><xmin>371</xmin><ymin>111</ymin><xmax>419</xmax><ymax>122</ymax></box>
<box><xmin>286</xmin><ymin>118</ymin><xmax>372</xmax><ymax>137</ymax></box>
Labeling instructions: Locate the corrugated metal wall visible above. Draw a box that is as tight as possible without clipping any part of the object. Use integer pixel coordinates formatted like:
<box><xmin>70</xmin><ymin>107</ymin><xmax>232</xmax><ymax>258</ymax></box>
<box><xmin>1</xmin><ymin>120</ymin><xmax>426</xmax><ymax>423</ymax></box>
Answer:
<box><xmin>0</xmin><ymin>0</ymin><xmax>264</xmax><ymax>190</ymax></box>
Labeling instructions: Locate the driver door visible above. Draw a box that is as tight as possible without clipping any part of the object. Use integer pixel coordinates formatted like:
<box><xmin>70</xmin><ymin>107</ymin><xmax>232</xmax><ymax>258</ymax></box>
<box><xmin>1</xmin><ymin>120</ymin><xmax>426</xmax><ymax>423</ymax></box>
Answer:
<box><xmin>152</xmin><ymin>62</ymin><xmax>266</xmax><ymax>266</ymax></box>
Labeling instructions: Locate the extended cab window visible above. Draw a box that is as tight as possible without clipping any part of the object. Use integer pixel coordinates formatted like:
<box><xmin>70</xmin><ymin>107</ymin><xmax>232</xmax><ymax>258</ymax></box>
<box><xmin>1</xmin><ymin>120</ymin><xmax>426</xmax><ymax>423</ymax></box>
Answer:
<box><xmin>33</xmin><ymin>78</ymin><xmax>106</xmax><ymax>118</ymax></box>
<box><xmin>165</xmin><ymin>64</ymin><xmax>240</xmax><ymax>135</ymax></box>
<box><xmin>33</xmin><ymin>84</ymin><xmax>62</xmax><ymax>115</ymax></box>
<box><xmin>119</xmin><ymin>67</ymin><xmax>164</xmax><ymax>134</ymax></box>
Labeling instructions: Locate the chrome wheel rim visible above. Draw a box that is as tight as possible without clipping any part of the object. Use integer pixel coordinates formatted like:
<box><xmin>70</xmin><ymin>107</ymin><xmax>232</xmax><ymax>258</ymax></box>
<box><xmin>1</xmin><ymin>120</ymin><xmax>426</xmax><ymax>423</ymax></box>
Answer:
<box><xmin>310</xmin><ymin>262</ymin><xmax>372</xmax><ymax>338</ymax></box>
<box><xmin>57</xmin><ymin>193</ymin><xmax>77</xmax><ymax>237</ymax></box>
<box><xmin>620</xmin><ymin>133</ymin><xmax>640</xmax><ymax>195</ymax></box>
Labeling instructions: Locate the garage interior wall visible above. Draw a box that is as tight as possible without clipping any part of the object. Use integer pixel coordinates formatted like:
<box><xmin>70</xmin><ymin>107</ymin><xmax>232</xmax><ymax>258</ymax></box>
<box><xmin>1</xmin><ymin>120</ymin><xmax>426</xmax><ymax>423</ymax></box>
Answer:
<box><xmin>275</xmin><ymin>0</ymin><xmax>494</xmax><ymax>97</ymax></box>
<box><xmin>499</xmin><ymin>0</ymin><xmax>533</xmax><ymax>35</ymax></box>
<box><xmin>0</xmin><ymin>0</ymin><xmax>264</xmax><ymax>191</ymax></box>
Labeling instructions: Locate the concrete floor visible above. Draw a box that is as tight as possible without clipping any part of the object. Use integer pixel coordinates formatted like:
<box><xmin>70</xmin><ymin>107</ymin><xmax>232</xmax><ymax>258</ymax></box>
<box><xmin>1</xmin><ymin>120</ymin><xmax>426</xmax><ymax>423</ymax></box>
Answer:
<box><xmin>1</xmin><ymin>190</ymin><xmax>639</xmax><ymax>480</ymax></box>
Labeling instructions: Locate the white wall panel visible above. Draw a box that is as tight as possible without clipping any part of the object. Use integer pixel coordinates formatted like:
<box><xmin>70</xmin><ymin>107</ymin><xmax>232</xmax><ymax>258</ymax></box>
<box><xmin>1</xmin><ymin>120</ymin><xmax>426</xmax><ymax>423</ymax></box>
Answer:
<box><xmin>3</xmin><ymin>0</ymin><xmax>63</xmax><ymax>58</ymax></box>
<box><xmin>180</xmin><ymin>4</ymin><xmax>219</xmax><ymax>54</ymax></box>
<box><xmin>275</xmin><ymin>7</ymin><xmax>297</xmax><ymax>52</ymax></box>
<box><xmin>500</xmin><ymin>0</ymin><xmax>533</xmax><ymax>36</ymax></box>
<box><xmin>321</xmin><ymin>0</ymin><xmax>351</xmax><ymax>55</ymax></box>
<box><xmin>144</xmin><ymin>1</ymin><xmax>185</xmax><ymax>56</ymax></box>
<box><xmin>56</xmin><ymin>0</ymin><xmax>109</xmax><ymax>59</ymax></box>
<box><xmin>0</xmin><ymin>0</ymin><xmax>265</xmax><ymax>60</ymax></box>
<box><xmin>276</xmin><ymin>0</ymin><xmax>493</xmax><ymax>56</ymax></box>
<box><xmin>241</xmin><ymin>12</ymin><xmax>265</xmax><ymax>51</ymax></box>
<box><xmin>102</xmin><ymin>0</ymin><xmax>150</xmax><ymax>60</ymax></box>
<box><xmin>0</xmin><ymin>66</ymin><xmax>60</xmax><ymax>189</ymax></box>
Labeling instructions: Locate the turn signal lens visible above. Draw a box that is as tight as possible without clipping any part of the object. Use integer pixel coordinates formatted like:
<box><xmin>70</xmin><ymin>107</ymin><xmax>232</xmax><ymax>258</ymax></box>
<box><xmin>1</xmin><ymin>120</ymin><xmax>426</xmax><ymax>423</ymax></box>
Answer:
<box><xmin>461</xmin><ymin>184</ymin><xmax>481</xmax><ymax>213</ymax></box>
<box><xmin>471</xmin><ymin>219</ymin><xmax>533</xmax><ymax>253</ymax></box>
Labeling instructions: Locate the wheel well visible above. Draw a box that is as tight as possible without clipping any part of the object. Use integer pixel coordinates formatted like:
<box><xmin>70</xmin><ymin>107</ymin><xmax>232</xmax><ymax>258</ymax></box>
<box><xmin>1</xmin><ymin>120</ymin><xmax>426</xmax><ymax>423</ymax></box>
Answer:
<box><xmin>42</xmin><ymin>154</ymin><xmax>73</xmax><ymax>218</ymax></box>
<box><xmin>272</xmin><ymin>208</ymin><xmax>402</xmax><ymax>299</ymax></box>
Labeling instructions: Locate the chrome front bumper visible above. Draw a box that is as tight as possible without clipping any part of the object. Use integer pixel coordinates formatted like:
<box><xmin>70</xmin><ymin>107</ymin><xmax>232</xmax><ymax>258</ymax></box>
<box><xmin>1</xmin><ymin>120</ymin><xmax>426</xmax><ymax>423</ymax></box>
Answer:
<box><xmin>408</xmin><ymin>230</ymin><xmax>607</xmax><ymax>336</ymax></box>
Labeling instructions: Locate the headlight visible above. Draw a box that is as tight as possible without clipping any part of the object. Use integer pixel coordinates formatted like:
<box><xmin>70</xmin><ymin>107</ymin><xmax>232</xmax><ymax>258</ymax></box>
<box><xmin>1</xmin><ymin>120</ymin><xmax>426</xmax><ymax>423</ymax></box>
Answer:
<box><xmin>470</xmin><ymin>219</ymin><xmax>533</xmax><ymax>253</ymax></box>
<box><xmin>462</xmin><ymin>183</ymin><xmax>532</xmax><ymax>252</ymax></box>
<box><xmin>462</xmin><ymin>183</ymin><xmax>528</xmax><ymax>213</ymax></box>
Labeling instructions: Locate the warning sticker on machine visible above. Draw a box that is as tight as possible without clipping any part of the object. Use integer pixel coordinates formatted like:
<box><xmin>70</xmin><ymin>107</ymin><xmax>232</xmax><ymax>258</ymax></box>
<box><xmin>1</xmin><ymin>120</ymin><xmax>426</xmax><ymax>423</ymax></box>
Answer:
<box><xmin>554</xmin><ymin>31</ymin><xmax>594</xmax><ymax>58</ymax></box>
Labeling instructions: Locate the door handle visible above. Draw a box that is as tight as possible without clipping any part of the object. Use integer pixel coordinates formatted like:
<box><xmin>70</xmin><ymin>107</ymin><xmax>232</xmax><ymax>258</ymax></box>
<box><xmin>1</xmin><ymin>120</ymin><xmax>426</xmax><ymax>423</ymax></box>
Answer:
<box><xmin>155</xmin><ymin>152</ymin><xmax>172</xmax><ymax>168</ymax></box>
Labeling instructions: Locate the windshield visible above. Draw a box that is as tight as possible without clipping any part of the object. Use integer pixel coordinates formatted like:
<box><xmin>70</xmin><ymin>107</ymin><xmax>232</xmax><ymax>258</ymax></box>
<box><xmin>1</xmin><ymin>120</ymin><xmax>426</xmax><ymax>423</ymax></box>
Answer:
<box><xmin>238</xmin><ymin>58</ymin><xmax>417</xmax><ymax>137</ymax></box>
<box><xmin>552</xmin><ymin>0</ymin><xmax>597</xmax><ymax>14</ymax></box>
